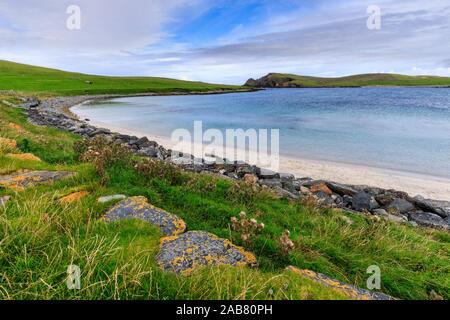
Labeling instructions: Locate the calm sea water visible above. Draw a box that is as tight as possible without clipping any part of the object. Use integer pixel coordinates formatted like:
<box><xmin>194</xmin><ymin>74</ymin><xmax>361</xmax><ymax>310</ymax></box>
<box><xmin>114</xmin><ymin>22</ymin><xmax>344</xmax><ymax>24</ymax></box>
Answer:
<box><xmin>72</xmin><ymin>88</ymin><xmax>450</xmax><ymax>178</ymax></box>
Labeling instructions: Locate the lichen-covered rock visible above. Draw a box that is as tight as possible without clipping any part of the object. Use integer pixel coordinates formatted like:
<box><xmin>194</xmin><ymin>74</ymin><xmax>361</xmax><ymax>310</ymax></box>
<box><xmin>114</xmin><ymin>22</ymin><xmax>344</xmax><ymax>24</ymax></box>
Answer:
<box><xmin>286</xmin><ymin>266</ymin><xmax>396</xmax><ymax>300</ymax></box>
<box><xmin>0</xmin><ymin>170</ymin><xmax>76</xmax><ymax>190</ymax></box>
<box><xmin>60</xmin><ymin>191</ymin><xmax>89</xmax><ymax>204</ymax></box>
<box><xmin>387</xmin><ymin>198</ymin><xmax>414</xmax><ymax>214</ymax></box>
<box><xmin>157</xmin><ymin>231</ymin><xmax>257</xmax><ymax>276</ymax></box>
<box><xmin>101</xmin><ymin>196</ymin><xmax>186</xmax><ymax>236</ymax></box>
<box><xmin>6</xmin><ymin>153</ymin><xmax>41</xmax><ymax>162</ymax></box>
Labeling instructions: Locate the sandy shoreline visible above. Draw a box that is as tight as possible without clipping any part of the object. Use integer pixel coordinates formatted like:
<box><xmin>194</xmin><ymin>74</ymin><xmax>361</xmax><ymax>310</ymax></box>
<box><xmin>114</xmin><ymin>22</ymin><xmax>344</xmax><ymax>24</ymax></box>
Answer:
<box><xmin>75</xmin><ymin>115</ymin><xmax>450</xmax><ymax>201</ymax></box>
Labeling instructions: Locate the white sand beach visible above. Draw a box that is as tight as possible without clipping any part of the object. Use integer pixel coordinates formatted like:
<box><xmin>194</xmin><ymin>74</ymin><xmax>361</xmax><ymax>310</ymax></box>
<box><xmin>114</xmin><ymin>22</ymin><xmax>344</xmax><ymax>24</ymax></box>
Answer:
<box><xmin>77</xmin><ymin>116</ymin><xmax>450</xmax><ymax>202</ymax></box>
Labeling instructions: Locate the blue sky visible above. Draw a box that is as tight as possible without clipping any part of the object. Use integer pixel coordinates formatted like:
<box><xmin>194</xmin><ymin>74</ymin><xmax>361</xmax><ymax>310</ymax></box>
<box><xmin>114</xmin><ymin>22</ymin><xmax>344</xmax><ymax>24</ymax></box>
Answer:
<box><xmin>0</xmin><ymin>0</ymin><xmax>449</xmax><ymax>84</ymax></box>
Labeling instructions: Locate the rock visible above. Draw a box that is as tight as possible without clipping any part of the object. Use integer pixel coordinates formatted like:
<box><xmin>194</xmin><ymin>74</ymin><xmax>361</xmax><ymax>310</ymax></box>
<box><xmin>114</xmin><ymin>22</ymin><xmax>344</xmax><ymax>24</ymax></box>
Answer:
<box><xmin>101</xmin><ymin>196</ymin><xmax>186</xmax><ymax>236</ymax></box>
<box><xmin>414</xmin><ymin>199</ymin><xmax>450</xmax><ymax>218</ymax></box>
<box><xmin>343</xmin><ymin>195</ymin><xmax>353</xmax><ymax>207</ymax></box>
<box><xmin>285</xmin><ymin>266</ymin><xmax>396</xmax><ymax>300</ymax></box>
<box><xmin>157</xmin><ymin>231</ymin><xmax>257</xmax><ymax>276</ymax></box>
<box><xmin>256</xmin><ymin>168</ymin><xmax>279</xmax><ymax>179</ymax></box>
<box><xmin>310</xmin><ymin>183</ymin><xmax>333</xmax><ymax>196</ymax></box>
<box><xmin>60</xmin><ymin>191</ymin><xmax>89</xmax><ymax>204</ymax></box>
<box><xmin>387</xmin><ymin>198</ymin><xmax>415</xmax><ymax>214</ymax></box>
<box><xmin>281</xmin><ymin>180</ymin><xmax>297</xmax><ymax>193</ymax></box>
<box><xmin>97</xmin><ymin>194</ymin><xmax>127</xmax><ymax>203</ymax></box>
<box><xmin>0</xmin><ymin>195</ymin><xmax>11</xmax><ymax>207</ymax></box>
<box><xmin>279</xmin><ymin>173</ymin><xmax>295</xmax><ymax>181</ymax></box>
<box><xmin>408</xmin><ymin>211</ymin><xmax>449</xmax><ymax>231</ymax></box>
<box><xmin>299</xmin><ymin>186</ymin><xmax>311</xmax><ymax>196</ymax></box>
<box><xmin>313</xmin><ymin>190</ymin><xmax>334</xmax><ymax>206</ymax></box>
<box><xmin>325</xmin><ymin>182</ymin><xmax>357</xmax><ymax>196</ymax></box>
<box><xmin>259</xmin><ymin>179</ymin><xmax>282</xmax><ymax>189</ymax></box>
<box><xmin>373</xmin><ymin>209</ymin><xmax>407</xmax><ymax>223</ymax></box>
<box><xmin>274</xmin><ymin>187</ymin><xmax>299</xmax><ymax>201</ymax></box>
<box><xmin>0</xmin><ymin>170</ymin><xmax>76</xmax><ymax>190</ymax></box>
<box><xmin>6</xmin><ymin>153</ymin><xmax>41</xmax><ymax>162</ymax></box>
<box><xmin>236</xmin><ymin>166</ymin><xmax>255</xmax><ymax>178</ymax></box>
<box><xmin>243</xmin><ymin>174</ymin><xmax>258</xmax><ymax>184</ymax></box>
<box><xmin>351</xmin><ymin>193</ymin><xmax>380</xmax><ymax>211</ymax></box>
<box><xmin>302</xmin><ymin>180</ymin><xmax>327</xmax><ymax>188</ymax></box>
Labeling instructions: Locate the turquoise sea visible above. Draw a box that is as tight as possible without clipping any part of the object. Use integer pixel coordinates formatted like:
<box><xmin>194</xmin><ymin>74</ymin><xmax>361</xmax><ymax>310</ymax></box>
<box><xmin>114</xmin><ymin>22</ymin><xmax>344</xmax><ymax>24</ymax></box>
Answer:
<box><xmin>72</xmin><ymin>88</ymin><xmax>450</xmax><ymax>179</ymax></box>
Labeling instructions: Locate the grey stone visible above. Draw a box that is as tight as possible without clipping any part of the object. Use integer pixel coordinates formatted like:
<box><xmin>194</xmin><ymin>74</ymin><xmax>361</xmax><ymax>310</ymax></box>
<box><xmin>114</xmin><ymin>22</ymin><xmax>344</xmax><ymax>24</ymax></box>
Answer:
<box><xmin>156</xmin><ymin>231</ymin><xmax>257</xmax><ymax>276</ymax></box>
<box><xmin>326</xmin><ymin>182</ymin><xmax>357</xmax><ymax>196</ymax></box>
<box><xmin>351</xmin><ymin>193</ymin><xmax>380</xmax><ymax>211</ymax></box>
<box><xmin>387</xmin><ymin>198</ymin><xmax>415</xmax><ymax>214</ymax></box>
<box><xmin>313</xmin><ymin>190</ymin><xmax>334</xmax><ymax>206</ymax></box>
<box><xmin>408</xmin><ymin>211</ymin><xmax>449</xmax><ymax>231</ymax></box>
<box><xmin>97</xmin><ymin>194</ymin><xmax>127</xmax><ymax>203</ymax></box>
<box><xmin>256</xmin><ymin>168</ymin><xmax>279</xmax><ymax>179</ymax></box>
<box><xmin>279</xmin><ymin>173</ymin><xmax>295</xmax><ymax>181</ymax></box>
<box><xmin>414</xmin><ymin>199</ymin><xmax>450</xmax><ymax>218</ymax></box>
<box><xmin>259</xmin><ymin>179</ymin><xmax>282</xmax><ymax>189</ymax></box>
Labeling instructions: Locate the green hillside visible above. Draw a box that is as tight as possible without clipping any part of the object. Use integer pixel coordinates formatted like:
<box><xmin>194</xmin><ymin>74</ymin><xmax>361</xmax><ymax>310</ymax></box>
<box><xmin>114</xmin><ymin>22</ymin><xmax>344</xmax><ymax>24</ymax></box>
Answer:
<box><xmin>246</xmin><ymin>73</ymin><xmax>450</xmax><ymax>88</ymax></box>
<box><xmin>0</xmin><ymin>60</ymin><xmax>246</xmax><ymax>96</ymax></box>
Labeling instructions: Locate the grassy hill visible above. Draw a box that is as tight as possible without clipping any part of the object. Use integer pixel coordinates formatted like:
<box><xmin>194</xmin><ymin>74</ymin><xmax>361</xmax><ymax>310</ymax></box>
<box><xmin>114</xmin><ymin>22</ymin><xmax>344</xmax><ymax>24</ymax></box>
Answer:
<box><xmin>245</xmin><ymin>73</ymin><xmax>450</xmax><ymax>88</ymax></box>
<box><xmin>0</xmin><ymin>60</ymin><xmax>247</xmax><ymax>97</ymax></box>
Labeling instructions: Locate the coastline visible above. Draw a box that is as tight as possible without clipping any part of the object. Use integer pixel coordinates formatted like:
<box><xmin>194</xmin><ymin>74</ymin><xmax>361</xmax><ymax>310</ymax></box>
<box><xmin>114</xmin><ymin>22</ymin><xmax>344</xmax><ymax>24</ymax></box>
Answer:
<box><xmin>77</xmin><ymin>115</ymin><xmax>450</xmax><ymax>201</ymax></box>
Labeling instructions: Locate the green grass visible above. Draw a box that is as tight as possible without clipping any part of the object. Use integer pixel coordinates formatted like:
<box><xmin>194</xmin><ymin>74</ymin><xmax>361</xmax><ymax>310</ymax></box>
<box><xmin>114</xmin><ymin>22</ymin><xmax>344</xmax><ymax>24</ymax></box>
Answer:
<box><xmin>0</xmin><ymin>60</ymin><xmax>247</xmax><ymax>97</ymax></box>
<box><xmin>1</xmin><ymin>102</ymin><xmax>449</xmax><ymax>300</ymax></box>
<box><xmin>269</xmin><ymin>73</ymin><xmax>450</xmax><ymax>87</ymax></box>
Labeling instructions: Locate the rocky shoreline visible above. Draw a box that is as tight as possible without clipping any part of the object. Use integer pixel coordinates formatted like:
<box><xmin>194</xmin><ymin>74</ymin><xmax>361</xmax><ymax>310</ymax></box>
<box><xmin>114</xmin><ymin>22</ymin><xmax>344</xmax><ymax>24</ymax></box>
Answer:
<box><xmin>18</xmin><ymin>95</ymin><xmax>450</xmax><ymax>232</ymax></box>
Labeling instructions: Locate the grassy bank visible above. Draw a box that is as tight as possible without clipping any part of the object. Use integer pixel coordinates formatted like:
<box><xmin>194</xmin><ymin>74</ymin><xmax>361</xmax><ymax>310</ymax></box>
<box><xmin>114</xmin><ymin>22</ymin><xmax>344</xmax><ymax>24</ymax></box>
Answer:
<box><xmin>0</xmin><ymin>60</ymin><xmax>247</xmax><ymax>97</ymax></box>
<box><xmin>0</xmin><ymin>99</ymin><xmax>449</xmax><ymax>300</ymax></box>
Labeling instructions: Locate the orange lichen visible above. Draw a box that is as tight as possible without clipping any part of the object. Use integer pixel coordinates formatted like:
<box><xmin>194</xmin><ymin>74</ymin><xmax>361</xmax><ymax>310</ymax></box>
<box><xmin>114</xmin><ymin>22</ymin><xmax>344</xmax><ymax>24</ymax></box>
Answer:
<box><xmin>7</xmin><ymin>123</ymin><xmax>22</xmax><ymax>130</ymax></box>
<box><xmin>6</xmin><ymin>153</ymin><xmax>41</xmax><ymax>162</ymax></box>
<box><xmin>59</xmin><ymin>191</ymin><xmax>89</xmax><ymax>204</ymax></box>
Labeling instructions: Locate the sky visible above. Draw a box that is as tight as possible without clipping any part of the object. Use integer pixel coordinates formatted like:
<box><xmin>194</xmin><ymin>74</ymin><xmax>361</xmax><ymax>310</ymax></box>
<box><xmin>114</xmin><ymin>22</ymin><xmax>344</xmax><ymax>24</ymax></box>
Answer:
<box><xmin>0</xmin><ymin>0</ymin><xmax>449</xmax><ymax>84</ymax></box>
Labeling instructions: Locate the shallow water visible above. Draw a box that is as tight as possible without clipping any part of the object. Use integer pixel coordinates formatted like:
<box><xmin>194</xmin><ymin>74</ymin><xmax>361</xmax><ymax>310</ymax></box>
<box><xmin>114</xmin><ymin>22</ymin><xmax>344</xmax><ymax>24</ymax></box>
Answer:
<box><xmin>72</xmin><ymin>88</ymin><xmax>450</xmax><ymax>179</ymax></box>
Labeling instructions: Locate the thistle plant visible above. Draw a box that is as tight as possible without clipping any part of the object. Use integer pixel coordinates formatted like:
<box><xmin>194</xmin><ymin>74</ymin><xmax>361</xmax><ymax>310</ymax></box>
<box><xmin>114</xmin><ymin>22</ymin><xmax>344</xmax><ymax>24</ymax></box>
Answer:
<box><xmin>231</xmin><ymin>211</ymin><xmax>264</xmax><ymax>245</ymax></box>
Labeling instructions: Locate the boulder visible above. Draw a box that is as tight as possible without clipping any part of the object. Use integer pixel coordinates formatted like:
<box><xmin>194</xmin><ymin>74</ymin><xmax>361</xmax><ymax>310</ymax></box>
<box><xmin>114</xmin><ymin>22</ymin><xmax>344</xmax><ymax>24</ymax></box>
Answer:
<box><xmin>286</xmin><ymin>266</ymin><xmax>395</xmax><ymax>300</ymax></box>
<box><xmin>259</xmin><ymin>179</ymin><xmax>282</xmax><ymax>189</ymax></box>
<box><xmin>325</xmin><ymin>182</ymin><xmax>357</xmax><ymax>196</ymax></box>
<box><xmin>279</xmin><ymin>173</ymin><xmax>295</xmax><ymax>181</ymax></box>
<box><xmin>387</xmin><ymin>198</ymin><xmax>415</xmax><ymax>214</ymax></box>
<box><xmin>373</xmin><ymin>209</ymin><xmax>408</xmax><ymax>223</ymax></box>
<box><xmin>414</xmin><ymin>199</ymin><xmax>450</xmax><ymax>218</ymax></box>
<box><xmin>351</xmin><ymin>193</ymin><xmax>380</xmax><ymax>211</ymax></box>
<box><xmin>157</xmin><ymin>231</ymin><xmax>257</xmax><ymax>276</ymax></box>
<box><xmin>6</xmin><ymin>153</ymin><xmax>41</xmax><ymax>162</ymax></box>
<box><xmin>256</xmin><ymin>168</ymin><xmax>279</xmax><ymax>179</ymax></box>
<box><xmin>313</xmin><ymin>190</ymin><xmax>334</xmax><ymax>206</ymax></box>
<box><xmin>310</xmin><ymin>183</ymin><xmax>333</xmax><ymax>196</ymax></box>
<box><xmin>0</xmin><ymin>170</ymin><xmax>76</xmax><ymax>191</ymax></box>
<box><xmin>408</xmin><ymin>211</ymin><xmax>449</xmax><ymax>231</ymax></box>
<box><xmin>101</xmin><ymin>196</ymin><xmax>186</xmax><ymax>236</ymax></box>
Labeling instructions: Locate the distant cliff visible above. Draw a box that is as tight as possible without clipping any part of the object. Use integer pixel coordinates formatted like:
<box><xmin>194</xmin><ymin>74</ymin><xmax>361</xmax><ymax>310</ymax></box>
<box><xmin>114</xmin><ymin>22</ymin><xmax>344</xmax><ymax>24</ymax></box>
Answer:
<box><xmin>244</xmin><ymin>73</ymin><xmax>450</xmax><ymax>88</ymax></box>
